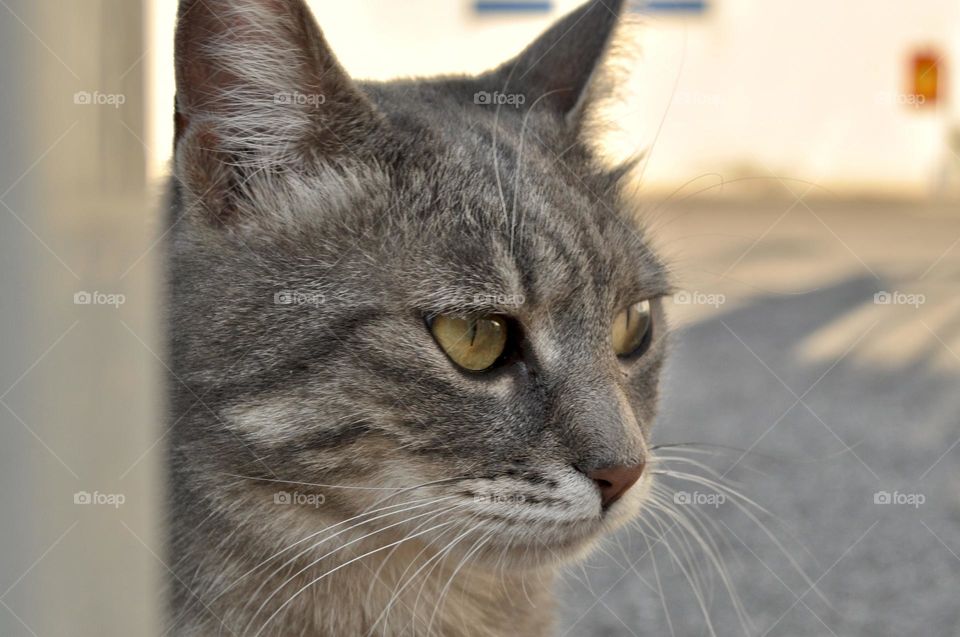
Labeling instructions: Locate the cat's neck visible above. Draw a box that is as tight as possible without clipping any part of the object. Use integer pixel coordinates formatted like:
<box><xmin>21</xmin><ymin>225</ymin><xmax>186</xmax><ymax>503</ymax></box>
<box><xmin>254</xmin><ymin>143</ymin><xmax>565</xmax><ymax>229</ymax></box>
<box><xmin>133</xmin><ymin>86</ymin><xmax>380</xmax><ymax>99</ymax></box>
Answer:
<box><xmin>177</xmin><ymin>524</ymin><xmax>558</xmax><ymax>636</ymax></box>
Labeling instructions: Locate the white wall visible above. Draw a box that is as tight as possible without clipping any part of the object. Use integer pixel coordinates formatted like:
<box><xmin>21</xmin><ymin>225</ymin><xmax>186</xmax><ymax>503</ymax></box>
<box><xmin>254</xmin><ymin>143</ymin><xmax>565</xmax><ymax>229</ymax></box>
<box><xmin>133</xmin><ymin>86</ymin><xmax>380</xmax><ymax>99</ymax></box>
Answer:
<box><xmin>624</xmin><ymin>0</ymin><xmax>960</xmax><ymax>197</ymax></box>
<box><xmin>148</xmin><ymin>0</ymin><xmax>960</xmax><ymax>197</ymax></box>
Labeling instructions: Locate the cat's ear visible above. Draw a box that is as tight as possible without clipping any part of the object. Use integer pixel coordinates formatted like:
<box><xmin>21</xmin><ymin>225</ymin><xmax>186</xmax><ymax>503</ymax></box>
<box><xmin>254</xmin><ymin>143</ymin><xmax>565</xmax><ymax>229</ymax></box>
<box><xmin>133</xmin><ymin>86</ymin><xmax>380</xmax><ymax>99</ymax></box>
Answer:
<box><xmin>487</xmin><ymin>0</ymin><xmax>627</xmax><ymax>124</ymax></box>
<box><xmin>173</xmin><ymin>0</ymin><xmax>381</xmax><ymax>224</ymax></box>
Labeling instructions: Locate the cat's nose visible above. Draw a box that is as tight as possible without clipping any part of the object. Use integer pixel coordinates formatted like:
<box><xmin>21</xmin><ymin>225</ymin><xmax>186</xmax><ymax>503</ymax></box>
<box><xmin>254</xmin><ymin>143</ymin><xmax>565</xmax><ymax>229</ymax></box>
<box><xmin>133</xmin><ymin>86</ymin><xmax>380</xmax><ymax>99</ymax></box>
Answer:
<box><xmin>587</xmin><ymin>463</ymin><xmax>645</xmax><ymax>508</ymax></box>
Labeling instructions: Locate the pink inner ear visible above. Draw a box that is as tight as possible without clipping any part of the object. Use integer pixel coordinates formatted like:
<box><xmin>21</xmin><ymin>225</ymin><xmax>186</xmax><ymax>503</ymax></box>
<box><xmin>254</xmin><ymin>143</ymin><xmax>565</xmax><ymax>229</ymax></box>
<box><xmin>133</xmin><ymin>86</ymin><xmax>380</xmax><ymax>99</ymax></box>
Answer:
<box><xmin>175</xmin><ymin>0</ymin><xmax>253</xmax><ymax>117</ymax></box>
<box><xmin>174</xmin><ymin>0</ymin><xmax>382</xmax><ymax>160</ymax></box>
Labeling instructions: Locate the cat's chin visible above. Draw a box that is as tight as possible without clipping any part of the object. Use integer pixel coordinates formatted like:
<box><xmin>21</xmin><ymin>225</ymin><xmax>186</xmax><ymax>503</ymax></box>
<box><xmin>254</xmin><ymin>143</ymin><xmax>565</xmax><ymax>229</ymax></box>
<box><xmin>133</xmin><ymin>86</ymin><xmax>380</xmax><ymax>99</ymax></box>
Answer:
<box><xmin>450</xmin><ymin>516</ymin><xmax>627</xmax><ymax>571</ymax></box>
<box><xmin>422</xmin><ymin>526</ymin><xmax>601</xmax><ymax>572</ymax></box>
<box><xmin>515</xmin><ymin>478</ymin><xmax>651</xmax><ymax>566</ymax></box>
<box><xmin>438</xmin><ymin>487</ymin><xmax>650</xmax><ymax>570</ymax></box>
<box><xmin>498</xmin><ymin>526</ymin><xmax>606</xmax><ymax>566</ymax></box>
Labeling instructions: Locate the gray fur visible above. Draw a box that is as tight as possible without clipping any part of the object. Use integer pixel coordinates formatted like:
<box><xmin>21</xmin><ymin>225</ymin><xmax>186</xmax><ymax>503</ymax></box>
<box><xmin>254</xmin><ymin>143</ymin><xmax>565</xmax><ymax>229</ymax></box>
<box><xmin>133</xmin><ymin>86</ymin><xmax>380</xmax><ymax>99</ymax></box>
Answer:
<box><xmin>167</xmin><ymin>0</ymin><xmax>671</xmax><ymax>635</ymax></box>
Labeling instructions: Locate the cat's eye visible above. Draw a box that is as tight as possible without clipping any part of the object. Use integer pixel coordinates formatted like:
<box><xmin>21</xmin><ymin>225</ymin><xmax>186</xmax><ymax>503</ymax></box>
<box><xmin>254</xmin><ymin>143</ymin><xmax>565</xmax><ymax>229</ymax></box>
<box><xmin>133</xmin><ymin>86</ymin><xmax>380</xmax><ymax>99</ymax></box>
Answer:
<box><xmin>611</xmin><ymin>300</ymin><xmax>653</xmax><ymax>357</ymax></box>
<box><xmin>431</xmin><ymin>314</ymin><xmax>509</xmax><ymax>372</ymax></box>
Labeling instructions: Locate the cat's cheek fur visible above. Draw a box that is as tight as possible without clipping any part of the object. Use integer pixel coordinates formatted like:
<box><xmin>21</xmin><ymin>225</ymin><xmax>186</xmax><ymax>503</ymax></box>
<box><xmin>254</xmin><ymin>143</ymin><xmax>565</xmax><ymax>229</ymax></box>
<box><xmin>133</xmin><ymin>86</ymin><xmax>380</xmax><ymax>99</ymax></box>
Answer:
<box><xmin>223</xmin><ymin>393</ymin><xmax>652</xmax><ymax>560</ymax></box>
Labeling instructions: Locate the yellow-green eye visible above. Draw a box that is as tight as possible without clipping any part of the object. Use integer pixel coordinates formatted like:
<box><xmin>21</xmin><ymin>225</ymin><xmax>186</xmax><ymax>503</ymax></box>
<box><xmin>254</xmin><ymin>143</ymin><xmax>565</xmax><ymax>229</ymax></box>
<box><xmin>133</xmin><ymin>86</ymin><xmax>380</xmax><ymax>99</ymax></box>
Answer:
<box><xmin>612</xmin><ymin>300</ymin><xmax>653</xmax><ymax>357</ymax></box>
<box><xmin>431</xmin><ymin>315</ymin><xmax>509</xmax><ymax>371</ymax></box>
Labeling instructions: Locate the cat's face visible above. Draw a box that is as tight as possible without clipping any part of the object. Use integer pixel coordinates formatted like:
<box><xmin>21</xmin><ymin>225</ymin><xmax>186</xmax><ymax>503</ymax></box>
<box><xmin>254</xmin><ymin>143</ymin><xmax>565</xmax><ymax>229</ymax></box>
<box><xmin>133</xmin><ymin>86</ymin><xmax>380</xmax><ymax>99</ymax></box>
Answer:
<box><xmin>171</xmin><ymin>0</ymin><xmax>669</xmax><ymax>566</ymax></box>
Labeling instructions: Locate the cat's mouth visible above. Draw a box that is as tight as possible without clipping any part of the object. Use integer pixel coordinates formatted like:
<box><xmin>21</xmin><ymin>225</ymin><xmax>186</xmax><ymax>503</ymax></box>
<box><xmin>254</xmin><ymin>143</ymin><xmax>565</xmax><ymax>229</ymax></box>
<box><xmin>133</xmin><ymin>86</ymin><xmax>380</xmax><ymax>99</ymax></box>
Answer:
<box><xmin>430</xmin><ymin>470</ymin><xmax>652</xmax><ymax>564</ymax></box>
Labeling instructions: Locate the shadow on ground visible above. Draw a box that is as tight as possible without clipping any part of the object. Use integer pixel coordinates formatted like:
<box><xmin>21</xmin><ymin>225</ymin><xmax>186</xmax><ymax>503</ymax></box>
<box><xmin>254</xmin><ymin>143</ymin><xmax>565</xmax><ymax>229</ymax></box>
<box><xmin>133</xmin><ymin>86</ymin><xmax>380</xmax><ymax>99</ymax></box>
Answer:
<box><xmin>557</xmin><ymin>275</ymin><xmax>960</xmax><ymax>637</ymax></box>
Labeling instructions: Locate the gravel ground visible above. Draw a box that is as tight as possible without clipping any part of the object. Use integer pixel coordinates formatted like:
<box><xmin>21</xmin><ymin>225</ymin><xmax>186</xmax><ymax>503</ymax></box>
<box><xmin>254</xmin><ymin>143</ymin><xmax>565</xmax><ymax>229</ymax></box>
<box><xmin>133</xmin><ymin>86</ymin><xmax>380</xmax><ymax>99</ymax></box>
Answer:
<box><xmin>557</xmin><ymin>203</ymin><xmax>960</xmax><ymax>637</ymax></box>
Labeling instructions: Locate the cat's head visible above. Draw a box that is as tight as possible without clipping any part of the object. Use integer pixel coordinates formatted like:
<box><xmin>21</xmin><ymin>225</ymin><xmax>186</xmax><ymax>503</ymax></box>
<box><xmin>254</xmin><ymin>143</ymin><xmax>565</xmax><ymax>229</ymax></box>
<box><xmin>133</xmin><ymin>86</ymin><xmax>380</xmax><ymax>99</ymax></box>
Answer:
<box><xmin>170</xmin><ymin>0</ymin><xmax>670</xmax><ymax>566</ymax></box>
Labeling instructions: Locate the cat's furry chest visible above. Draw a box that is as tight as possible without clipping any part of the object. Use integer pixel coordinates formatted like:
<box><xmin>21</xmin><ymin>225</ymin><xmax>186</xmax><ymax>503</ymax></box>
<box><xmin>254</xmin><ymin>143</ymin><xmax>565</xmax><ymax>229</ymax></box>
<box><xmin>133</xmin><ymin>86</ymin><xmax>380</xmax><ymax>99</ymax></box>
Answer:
<box><xmin>172</xmin><ymin>510</ymin><xmax>556</xmax><ymax>637</ymax></box>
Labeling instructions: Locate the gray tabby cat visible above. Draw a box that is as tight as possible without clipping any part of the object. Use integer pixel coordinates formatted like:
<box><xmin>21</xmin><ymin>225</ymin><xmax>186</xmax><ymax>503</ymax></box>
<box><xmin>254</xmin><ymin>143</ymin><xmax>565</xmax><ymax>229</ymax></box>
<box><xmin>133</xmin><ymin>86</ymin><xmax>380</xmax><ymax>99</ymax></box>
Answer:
<box><xmin>167</xmin><ymin>0</ymin><xmax>670</xmax><ymax>635</ymax></box>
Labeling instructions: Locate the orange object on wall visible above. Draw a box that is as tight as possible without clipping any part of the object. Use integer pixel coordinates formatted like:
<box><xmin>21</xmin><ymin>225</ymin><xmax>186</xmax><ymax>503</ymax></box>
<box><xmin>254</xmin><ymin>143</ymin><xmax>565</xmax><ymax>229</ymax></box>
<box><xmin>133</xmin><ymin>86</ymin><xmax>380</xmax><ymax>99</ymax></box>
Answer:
<box><xmin>911</xmin><ymin>50</ymin><xmax>941</xmax><ymax>106</ymax></box>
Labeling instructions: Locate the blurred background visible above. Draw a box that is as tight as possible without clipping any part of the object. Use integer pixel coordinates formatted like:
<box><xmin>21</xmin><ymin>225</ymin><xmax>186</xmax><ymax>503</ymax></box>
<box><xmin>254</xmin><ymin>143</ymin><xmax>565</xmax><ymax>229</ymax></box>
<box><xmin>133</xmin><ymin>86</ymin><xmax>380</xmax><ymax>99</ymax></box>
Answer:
<box><xmin>0</xmin><ymin>0</ymin><xmax>957</xmax><ymax>635</ymax></box>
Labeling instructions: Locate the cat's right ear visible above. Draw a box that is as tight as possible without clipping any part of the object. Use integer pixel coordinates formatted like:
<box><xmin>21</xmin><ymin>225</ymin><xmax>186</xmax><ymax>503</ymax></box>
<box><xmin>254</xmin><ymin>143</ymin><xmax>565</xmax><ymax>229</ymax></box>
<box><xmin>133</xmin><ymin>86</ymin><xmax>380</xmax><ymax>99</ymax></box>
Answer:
<box><xmin>173</xmin><ymin>0</ymin><xmax>382</xmax><ymax>225</ymax></box>
<box><xmin>486</xmin><ymin>0</ymin><xmax>627</xmax><ymax>127</ymax></box>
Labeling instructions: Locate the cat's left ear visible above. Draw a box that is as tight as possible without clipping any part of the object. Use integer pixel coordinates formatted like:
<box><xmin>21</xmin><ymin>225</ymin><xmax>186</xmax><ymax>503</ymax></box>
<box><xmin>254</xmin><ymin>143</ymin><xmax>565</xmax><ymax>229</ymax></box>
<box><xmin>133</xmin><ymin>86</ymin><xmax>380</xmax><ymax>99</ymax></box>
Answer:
<box><xmin>173</xmin><ymin>0</ymin><xmax>383</xmax><ymax>226</ymax></box>
<box><xmin>485</xmin><ymin>0</ymin><xmax>627</xmax><ymax>126</ymax></box>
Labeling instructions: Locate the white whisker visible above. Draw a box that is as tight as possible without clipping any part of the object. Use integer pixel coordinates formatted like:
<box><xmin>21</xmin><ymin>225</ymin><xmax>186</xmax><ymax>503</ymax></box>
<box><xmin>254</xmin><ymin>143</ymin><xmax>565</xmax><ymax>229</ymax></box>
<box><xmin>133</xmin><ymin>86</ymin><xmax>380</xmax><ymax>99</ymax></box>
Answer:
<box><xmin>251</xmin><ymin>518</ymin><xmax>459</xmax><ymax>637</ymax></box>
<box><xmin>244</xmin><ymin>502</ymin><xmax>466</xmax><ymax>636</ymax></box>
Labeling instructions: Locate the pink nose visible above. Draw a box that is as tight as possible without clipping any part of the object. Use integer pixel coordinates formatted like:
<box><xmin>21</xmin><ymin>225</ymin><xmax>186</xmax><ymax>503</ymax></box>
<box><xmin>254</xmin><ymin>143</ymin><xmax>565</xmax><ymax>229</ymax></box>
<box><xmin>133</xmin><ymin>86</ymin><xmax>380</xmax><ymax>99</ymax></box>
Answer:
<box><xmin>587</xmin><ymin>463</ymin><xmax>645</xmax><ymax>508</ymax></box>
